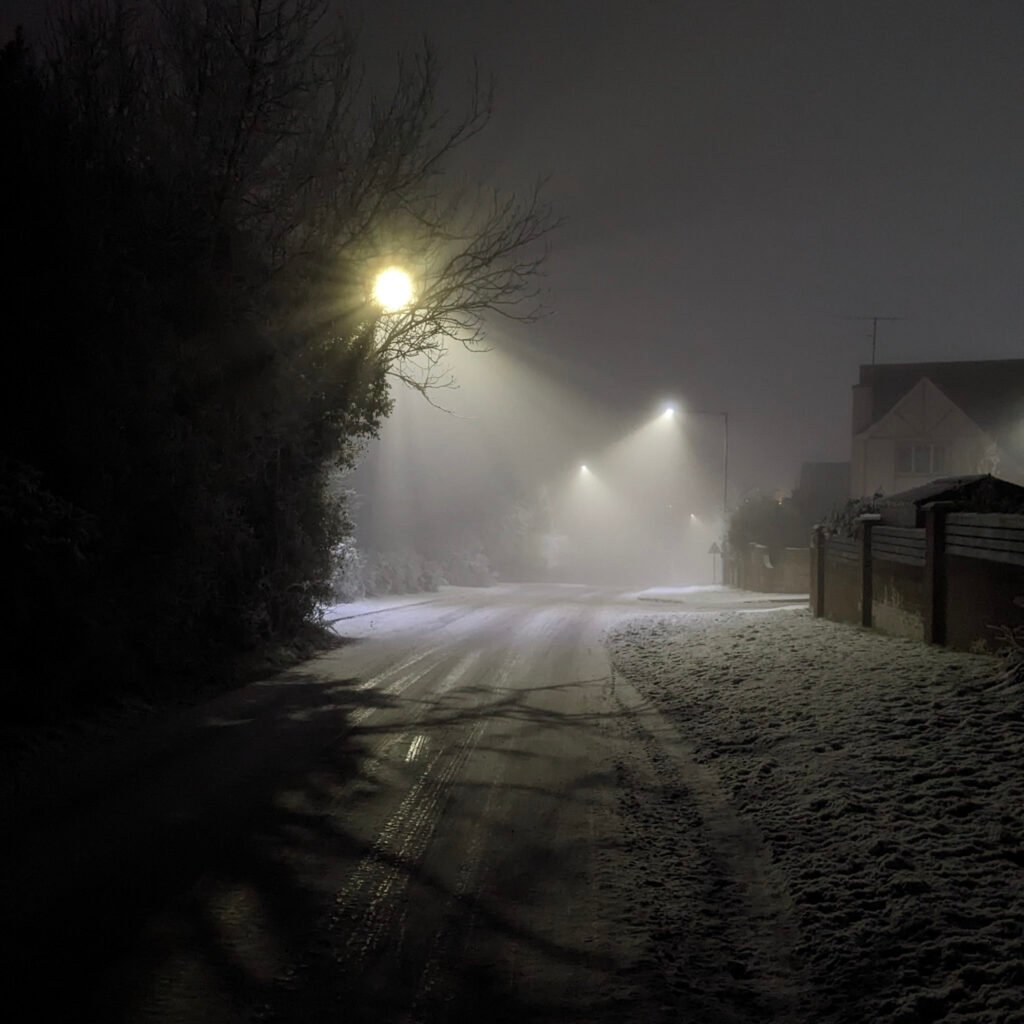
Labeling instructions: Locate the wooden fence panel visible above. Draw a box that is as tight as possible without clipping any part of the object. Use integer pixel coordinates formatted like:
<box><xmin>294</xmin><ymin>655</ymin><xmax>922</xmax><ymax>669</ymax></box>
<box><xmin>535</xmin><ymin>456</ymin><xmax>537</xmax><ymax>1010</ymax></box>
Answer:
<box><xmin>945</xmin><ymin>513</ymin><xmax>1024</xmax><ymax>567</ymax></box>
<box><xmin>872</xmin><ymin>526</ymin><xmax>926</xmax><ymax>566</ymax></box>
<box><xmin>826</xmin><ymin>536</ymin><xmax>859</xmax><ymax>563</ymax></box>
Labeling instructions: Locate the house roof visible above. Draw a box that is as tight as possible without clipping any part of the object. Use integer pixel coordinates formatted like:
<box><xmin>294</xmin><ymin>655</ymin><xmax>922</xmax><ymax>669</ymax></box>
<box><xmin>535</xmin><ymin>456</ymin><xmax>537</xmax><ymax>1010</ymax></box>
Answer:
<box><xmin>858</xmin><ymin>359</ymin><xmax>1024</xmax><ymax>452</ymax></box>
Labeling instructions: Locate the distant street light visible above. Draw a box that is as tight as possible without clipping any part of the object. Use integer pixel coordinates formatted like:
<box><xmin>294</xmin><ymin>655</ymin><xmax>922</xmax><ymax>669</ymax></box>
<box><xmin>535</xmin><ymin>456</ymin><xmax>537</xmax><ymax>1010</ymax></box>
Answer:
<box><xmin>372</xmin><ymin>266</ymin><xmax>415</xmax><ymax>312</ymax></box>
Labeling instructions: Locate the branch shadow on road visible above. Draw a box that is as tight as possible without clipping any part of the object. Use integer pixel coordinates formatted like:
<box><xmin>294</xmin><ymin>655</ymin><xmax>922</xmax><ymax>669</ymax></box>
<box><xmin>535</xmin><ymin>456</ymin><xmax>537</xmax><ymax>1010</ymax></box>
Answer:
<box><xmin>10</xmin><ymin>665</ymin><xmax>654</xmax><ymax>1023</ymax></box>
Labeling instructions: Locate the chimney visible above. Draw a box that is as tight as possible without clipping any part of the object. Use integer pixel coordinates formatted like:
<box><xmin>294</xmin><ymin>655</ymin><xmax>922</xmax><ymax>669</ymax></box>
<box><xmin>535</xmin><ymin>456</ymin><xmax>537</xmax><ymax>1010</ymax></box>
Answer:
<box><xmin>851</xmin><ymin>365</ymin><xmax>874</xmax><ymax>435</ymax></box>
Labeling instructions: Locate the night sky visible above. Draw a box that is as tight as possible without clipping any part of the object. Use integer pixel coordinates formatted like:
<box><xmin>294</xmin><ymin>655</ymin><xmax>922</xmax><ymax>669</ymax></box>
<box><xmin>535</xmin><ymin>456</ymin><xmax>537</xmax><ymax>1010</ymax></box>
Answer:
<box><xmin>360</xmin><ymin>1</ymin><xmax>1022</xmax><ymax>449</ymax></box>
<box><xmin>353</xmin><ymin>0</ymin><xmax>1024</xmax><ymax>548</ymax></box>
<box><xmin>6</xmin><ymin>0</ymin><xmax>1022</xmax><ymax>530</ymax></box>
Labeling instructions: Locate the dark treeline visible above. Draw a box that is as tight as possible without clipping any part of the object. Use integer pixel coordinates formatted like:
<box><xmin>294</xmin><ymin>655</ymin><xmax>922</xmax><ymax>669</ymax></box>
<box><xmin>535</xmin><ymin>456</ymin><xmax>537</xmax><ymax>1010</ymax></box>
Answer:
<box><xmin>2</xmin><ymin>0</ymin><xmax>552</xmax><ymax>721</ymax></box>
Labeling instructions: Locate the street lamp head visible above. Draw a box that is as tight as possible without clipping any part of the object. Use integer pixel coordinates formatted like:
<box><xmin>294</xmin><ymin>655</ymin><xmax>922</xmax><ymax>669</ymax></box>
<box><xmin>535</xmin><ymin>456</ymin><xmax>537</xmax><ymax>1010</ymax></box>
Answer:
<box><xmin>580</xmin><ymin>464</ymin><xmax>590</xmax><ymax>474</ymax></box>
<box><xmin>372</xmin><ymin>266</ymin><xmax>414</xmax><ymax>312</ymax></box>
<box><xmin>662</xmin><ymin>404</ymin><xmax>677</xmax><ymax>420</ymax></box>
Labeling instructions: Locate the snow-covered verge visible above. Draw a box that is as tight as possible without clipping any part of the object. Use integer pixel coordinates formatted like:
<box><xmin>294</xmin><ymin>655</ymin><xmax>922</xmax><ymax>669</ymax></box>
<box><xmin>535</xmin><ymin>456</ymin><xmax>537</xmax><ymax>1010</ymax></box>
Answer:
<box><xmin>632</xmin><ymin>584</ymin><xmax>808</xmax><ymax>606</ymax></box>
<box><xmin>607</xmin><ymin>608</ymin><xmax>1024</xmax><ymax>1024</ymax></box>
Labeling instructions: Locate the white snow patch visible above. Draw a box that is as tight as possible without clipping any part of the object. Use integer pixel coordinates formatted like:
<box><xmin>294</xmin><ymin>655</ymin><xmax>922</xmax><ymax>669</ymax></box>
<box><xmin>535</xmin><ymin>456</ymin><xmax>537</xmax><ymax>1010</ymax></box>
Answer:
<box><xmin>633</xmin><ymin>585</ymin><xmax>808</xmax><ymax>607</ymax></box>
<box><xmin>323</xmin><ymin>592</ymin><xmax>442</xmax><ymax>625</ymax></box>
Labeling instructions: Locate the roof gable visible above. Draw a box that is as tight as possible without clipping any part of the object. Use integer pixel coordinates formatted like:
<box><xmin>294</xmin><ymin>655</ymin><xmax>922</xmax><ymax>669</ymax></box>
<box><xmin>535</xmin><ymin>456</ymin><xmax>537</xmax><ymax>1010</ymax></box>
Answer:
<box><xmin>859</xmin><ymin>359</ymin><xmax>1024</xmax><ymax>453</ymax></box>
<box><xmin>857</xmin><ymin>377</ymin><xmax>987</xmax><ymax>441</ymax></box>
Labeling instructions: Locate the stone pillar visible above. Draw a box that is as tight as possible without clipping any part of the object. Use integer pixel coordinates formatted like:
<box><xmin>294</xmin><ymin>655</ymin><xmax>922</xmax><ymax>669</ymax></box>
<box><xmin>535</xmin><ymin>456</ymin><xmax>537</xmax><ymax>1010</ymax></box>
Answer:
<box><xmin>923</xmin><ymin>502</ymin><xmax>952</xmax><ymax>645</ymax></box>
<box><xmin>859</xmin><ymin>515</ymin><xmax>880</xmax><ymax>629</ymax></box>
<box><xmin>812</xmin><ymin>526</ymin><xmax>826</xmax><ymax>618</ymax></box>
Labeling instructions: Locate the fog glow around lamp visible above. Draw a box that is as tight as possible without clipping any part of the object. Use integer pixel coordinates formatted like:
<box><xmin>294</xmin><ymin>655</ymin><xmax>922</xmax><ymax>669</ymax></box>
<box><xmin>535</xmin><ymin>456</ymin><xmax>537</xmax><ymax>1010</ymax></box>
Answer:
<box><xmin>372</xmin><ymin>267</ymin><xmax>414</xmax><ymax>312</ymax></box>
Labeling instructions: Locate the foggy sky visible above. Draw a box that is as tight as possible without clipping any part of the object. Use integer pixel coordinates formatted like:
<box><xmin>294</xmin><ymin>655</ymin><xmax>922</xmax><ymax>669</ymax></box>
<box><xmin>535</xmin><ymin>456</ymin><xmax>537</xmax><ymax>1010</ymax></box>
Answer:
<box><xmin>360</xmin><ymin>1</ymin><xmax>1021</xmax><ymax>453</ymax></box>
<box><xmin>6</xmin><ymin>1</ymin><xmax>1022</xmax><ymax>551</ymax></box>
<box><xmin>349</xmin><ymin>0</ymin><xmax>1024</xmax><ymax>552</ymax></box>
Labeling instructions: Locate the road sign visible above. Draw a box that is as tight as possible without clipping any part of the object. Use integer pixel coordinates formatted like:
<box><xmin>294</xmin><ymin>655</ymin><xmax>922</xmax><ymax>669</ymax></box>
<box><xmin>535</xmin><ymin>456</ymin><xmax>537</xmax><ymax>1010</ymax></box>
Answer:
<box><xmin>708</xmin><ymin>541</ymin><xmax>721</xmax><ymax>555</ymax></box>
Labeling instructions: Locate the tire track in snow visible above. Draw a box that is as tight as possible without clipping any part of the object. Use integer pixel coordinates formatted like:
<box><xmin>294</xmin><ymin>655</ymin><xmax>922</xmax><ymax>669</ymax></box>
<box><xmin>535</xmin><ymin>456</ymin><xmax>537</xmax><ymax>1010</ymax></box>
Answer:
<box><xmin>323</xmin><ymin>609</ymin><xmax>558</xmax><ymax>1019</ymax></box>
<box><xmin>266</xmin><ymin>715</ymin><xmax>492</xmax><ymax>1016</ymax></box>
<box><xmin>610</xmin><ymin>675</ymin><xmax>803</xmax><ymax>1023</ymax></box>
<box><xmin>402</xmin><ymin>604</ymin><xmax>618</xmax><ymax>1024</ymax></box>
<box><xmin>402</xmin><ymin>641</ymin><xmax>535</xmax><ymax>1022</ymax></box>
<box><xmin>266</xmin><ymin>616</ymin><xmax>544</xmax><ymax>1016</ymax></box>
<box><xmin>330</xmin><ymin>717</ymin><xmax>490</xmax><ymax>963</ymax></box>
<box><xmin>325</xmin><ymin>647</ymin><xmax>490</xmax><ymax>942</ymax></box>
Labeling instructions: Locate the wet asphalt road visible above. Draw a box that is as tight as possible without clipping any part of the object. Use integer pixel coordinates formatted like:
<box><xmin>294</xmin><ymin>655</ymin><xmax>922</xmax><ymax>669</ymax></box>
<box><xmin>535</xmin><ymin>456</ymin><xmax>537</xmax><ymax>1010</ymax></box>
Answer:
<box><xmin>5</xmin><ymin>584</ymin><xmax>780</xmax><ymax>1023</ymax></box>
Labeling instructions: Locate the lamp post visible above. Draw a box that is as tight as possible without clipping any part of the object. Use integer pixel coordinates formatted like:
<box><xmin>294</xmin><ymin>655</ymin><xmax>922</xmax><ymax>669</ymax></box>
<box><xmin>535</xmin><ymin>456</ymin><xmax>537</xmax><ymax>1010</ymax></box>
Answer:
<box><xmin>693</xmin><ymin>410</ymin><xmax>729</xmax><ymax>521</ymax></box>
<box><xmin>661</xmin><ymin>404</ymin><xmax>728</xmax><ymax>517</ymax></box>
<box><xmin>660</xmin><ymin>404</ymin><xmax>728</xmax><ymax>582</ymax></box>
<box><xmin>693</xmin><ymin>410</ymin><xmax>728</xmax><ymax>585</ymax></box>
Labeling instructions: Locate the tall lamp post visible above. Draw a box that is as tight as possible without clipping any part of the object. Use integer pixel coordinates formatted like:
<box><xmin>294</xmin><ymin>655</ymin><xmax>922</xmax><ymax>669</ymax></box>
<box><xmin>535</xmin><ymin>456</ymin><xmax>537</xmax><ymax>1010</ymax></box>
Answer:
<box><xmin>662</xmin><ymin>404</ymin><xmax>729</xmax><ymax>583</ymax></box>
<box><xmin>697</xmin><ymin>410</ymin><xmax>728</xmax><ymax>586</ymax></box>
<box><xmin>664</xmin><ymin>405</ymin><xmax>729</xmax><ymax>518</ymax></box>
<box><xmin>694</xmin><ymin>410</ymin><xmax>729</xmax><ymax>521</ymax></box>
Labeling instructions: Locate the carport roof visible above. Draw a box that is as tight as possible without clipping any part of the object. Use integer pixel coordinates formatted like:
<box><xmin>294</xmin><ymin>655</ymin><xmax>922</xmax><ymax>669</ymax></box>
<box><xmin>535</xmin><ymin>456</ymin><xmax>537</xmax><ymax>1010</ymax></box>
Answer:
<box><xmin>879</xmin><ymin>474</ymin><xmax>1024</xmax><ymax>509</ymax></box>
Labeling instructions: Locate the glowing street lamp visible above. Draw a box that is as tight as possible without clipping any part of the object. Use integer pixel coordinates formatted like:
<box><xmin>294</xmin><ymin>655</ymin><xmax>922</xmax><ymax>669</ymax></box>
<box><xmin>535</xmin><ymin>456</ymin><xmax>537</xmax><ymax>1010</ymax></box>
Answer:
<box><xmin>372</xmin><ymin>266</ymin><xmax>415</xmax><ymax>312</ymax></box>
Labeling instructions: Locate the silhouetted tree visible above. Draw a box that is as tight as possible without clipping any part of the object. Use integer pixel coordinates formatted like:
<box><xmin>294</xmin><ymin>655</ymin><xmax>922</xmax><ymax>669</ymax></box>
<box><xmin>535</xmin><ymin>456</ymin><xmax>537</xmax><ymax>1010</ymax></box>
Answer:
<box><xmin>726</xmin><ymin>494</ymin><xmax>806</xmax><ymax>564</ymax></box>
<box><xmin>1</xmin><ymin>1</ymin><xmax>554</xmax><ymax>718</ymax></box>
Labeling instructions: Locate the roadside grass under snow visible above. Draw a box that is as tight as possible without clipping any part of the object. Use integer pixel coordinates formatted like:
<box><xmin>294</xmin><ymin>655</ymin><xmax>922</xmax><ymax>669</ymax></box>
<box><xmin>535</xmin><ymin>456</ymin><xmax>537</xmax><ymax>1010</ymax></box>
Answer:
<box><xmin>607</xmin><ymin>608</ymin><xmax>1024</xmax><ymax>1024</ymax></box>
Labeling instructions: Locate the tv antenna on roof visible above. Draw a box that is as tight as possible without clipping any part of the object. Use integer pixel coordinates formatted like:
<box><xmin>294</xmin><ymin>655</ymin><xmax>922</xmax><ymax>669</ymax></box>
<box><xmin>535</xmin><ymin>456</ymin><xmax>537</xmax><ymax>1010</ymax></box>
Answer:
<box><xmin>843</xmin><ymin>315</ymin><xmax>902</xmax><ymax>366</ymax></box>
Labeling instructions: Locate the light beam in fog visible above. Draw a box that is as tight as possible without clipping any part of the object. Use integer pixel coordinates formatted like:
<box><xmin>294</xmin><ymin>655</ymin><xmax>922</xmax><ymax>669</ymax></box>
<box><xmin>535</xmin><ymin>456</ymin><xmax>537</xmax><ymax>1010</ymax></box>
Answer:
<box><xmin>346</xmin><ymin>335</ymin><xmax>733</xmax><ymax>587</ymax></box>
<box><xmin>346</xmin><ymin>333</ymin><xmax>620</xmax><ymax>574</ymax></box>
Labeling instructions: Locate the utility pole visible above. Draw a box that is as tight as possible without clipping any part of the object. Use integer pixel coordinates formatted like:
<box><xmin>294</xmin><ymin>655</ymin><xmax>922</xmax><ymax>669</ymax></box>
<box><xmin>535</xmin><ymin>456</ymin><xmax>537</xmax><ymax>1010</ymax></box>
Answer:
<box><xmin>844</xmin><ymin>315</ymin><xmax>902</xmax><ymax>366</ymax></box>
<box><xmin>839</xmin><ymin>315</ymin><xmax>905</xmax><ymax>499</ymax></box>
<box><xmin>696</xmin><ymin>410</ymin><xmax>729</xmax><ymax>518</ymax></box>
<box><xmin>721</xmin><ymin>412</ymin><xmax>729</xmax><ymax>518</ymax></box>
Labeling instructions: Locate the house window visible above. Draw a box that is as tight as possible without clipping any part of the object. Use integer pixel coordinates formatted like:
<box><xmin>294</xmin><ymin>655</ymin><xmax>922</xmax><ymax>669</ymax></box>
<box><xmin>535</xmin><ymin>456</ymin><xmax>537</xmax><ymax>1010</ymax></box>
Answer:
<box><xmin>896</xmin><ymin>442</ymin><xmax>947</xmax><ymax>476</ymax></box>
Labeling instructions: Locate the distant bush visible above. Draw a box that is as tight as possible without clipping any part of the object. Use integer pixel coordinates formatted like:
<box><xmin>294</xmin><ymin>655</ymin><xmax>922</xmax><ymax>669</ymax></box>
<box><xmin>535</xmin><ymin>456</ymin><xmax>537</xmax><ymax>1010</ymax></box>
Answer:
<box><xmin>440</xmin><ymin>542</ymin><xmax>494</xmax><ymax>587</ymax></box>
<box><xmin>727</xmin><ymin>495</ymin><xmax>807</xmax><ymax>553</ymax></box>
<box><xmin>821</xmin><ymin>495</ymin><xmax>883</xmax><ymax>538</ymax></box>
<box><xmin>330</xmin><ymin>541</ymin><xmax>367</xmax><ymax>603</ymax></box>
<box><xmin>419</xmin><ymin>560</ymin><xmax>447</xmax><ymax>593</ymax></box>
<box><xmin>330</xmin><ymin>544</ymin><xmax>444</xmax><ymax>601</ymax></box>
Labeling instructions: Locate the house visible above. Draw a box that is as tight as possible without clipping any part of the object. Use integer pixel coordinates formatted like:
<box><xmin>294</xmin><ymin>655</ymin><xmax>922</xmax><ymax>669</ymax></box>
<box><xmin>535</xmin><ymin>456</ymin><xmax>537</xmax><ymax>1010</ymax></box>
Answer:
<box><xmin>850</xmin><ymin>359</ymin><xmax>1024</xmax><ymax>498</ymax></box>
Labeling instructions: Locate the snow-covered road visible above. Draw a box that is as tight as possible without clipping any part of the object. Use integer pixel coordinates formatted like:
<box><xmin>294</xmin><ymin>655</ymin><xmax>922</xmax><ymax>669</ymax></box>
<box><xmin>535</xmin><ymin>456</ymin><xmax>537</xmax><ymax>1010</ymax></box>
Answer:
<box><xmin>6</xmin><ymin>585</ymin><xmax>1020</xmax><ymax>1023</ymax></box>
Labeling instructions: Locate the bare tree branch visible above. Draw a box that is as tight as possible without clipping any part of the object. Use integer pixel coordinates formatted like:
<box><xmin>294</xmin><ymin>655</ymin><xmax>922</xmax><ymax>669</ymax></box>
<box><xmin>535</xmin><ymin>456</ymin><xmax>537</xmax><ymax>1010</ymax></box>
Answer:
<box><xmin>45</xmin><ymin>0</ymin><xmax>558</xmax><ymax>396</ymax></box>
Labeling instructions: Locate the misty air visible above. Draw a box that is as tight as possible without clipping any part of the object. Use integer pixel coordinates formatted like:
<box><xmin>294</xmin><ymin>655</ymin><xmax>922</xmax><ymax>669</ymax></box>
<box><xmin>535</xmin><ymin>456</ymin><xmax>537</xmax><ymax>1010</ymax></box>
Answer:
<box><xmin>3</xmin><ymin>3</ymin><xmax>1023</xmax><ymax>1023</ymax></box>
